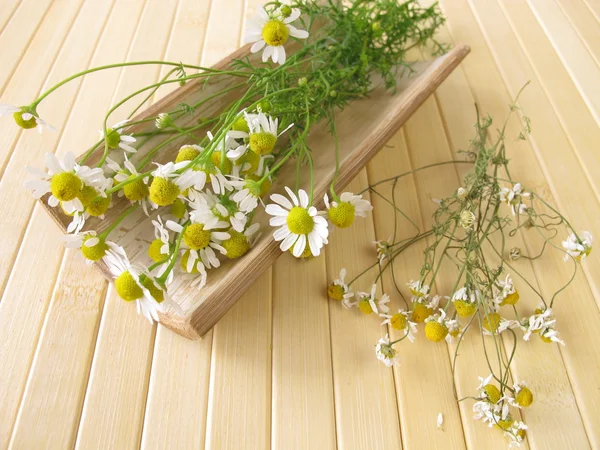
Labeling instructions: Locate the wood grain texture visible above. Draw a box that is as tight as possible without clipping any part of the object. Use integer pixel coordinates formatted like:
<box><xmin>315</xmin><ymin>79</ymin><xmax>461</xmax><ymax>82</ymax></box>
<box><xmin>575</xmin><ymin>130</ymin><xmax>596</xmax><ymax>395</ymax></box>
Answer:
<box><xmin>1</xmin><ymin>0</ymin><xmax>600</xmax><ymax>448</ymax></box>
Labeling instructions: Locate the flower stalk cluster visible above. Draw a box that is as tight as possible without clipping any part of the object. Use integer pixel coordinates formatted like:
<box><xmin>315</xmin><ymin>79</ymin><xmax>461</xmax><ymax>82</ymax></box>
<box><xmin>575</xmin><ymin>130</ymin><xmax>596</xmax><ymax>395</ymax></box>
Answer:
<box><xmin>328</xmin><ymin>102</ymin><xmax>592</xmax><ymax>446</ymax></box>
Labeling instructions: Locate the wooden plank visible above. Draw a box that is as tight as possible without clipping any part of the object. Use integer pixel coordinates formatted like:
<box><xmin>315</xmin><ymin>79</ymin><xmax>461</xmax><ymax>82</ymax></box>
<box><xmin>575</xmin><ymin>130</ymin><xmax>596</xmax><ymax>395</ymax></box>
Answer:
<box><xmin>8</xmin><ymin>251</ymin><xmax>107</xmax><ymax>449</ymax></box>
<box><xmin>271</xmin><ymin>253</ymin><xmax>337</xmax><ymax>450</ymax></box>
<box><xmin>556</xmin><ymin>0</ymin><xmax>600</xmax><ymax>70</ymax></box>
<box><xmin>72</xmin><ymin>1</ymin><xmax>186</xmax><ymax>448</ymax></box>
<box><xmin>141</xmin><ymin>1</ymin><xmax>239</xmax><ymax>448</ymax></box>
<box><xmin>497</xmin><ymin>0</ymin><xmax>600</xmax><ymax>203</ymax></box>
<box><xmin>0</xmin><ymin>0</ymin><xmax>85</xmax><ymax>177</ymax></box>
<box><xmin>204</xmin><ymin>273</ymin><xmax>272</xmax><ymax>450</ymax></box>
<box><xmin>435</xmin><ymin>0</ymin><xmax>600</xmax><ymax>445</ymax></box>
<box><xmin>526</xmin><ymin>0</ymin><xmax>600</xmax><ymax>124</ymax></box>
<box><xmin>325</xmin><ymin>173</ymin><xmax>403</xmax><ymax>450</ymax></box>
<box><xmin>0</xmin><ymin>0</ymin><xmax>52</xmax><ymax>94</ymax></box>
<box><xmin>0</xmin><ymin>0</ymin><xmax>99</xmax><ymax>296</ymax></box>
<box><xmin>366</xmin><ymin>130</ymin><xmax>467</xmax><ymax>449</ymax></box>
<box><xmin>204</xmin><ymin>1</ymin><xmax>273</xmax><ymax>448</ymax></box>
<box><xmin>0</xmin><ymin>0</ymin><xmax>23</xmax><ymax>35</ymax></box>
<box><xmin>582</xmin><ymin>0</ymin><xmax>600</xmax><ymax>24</ymax></box>
<box><xmin>0</xmin><ymin>211</ymin><xmax>64</xmax><ymax>449</ymax></box>
<box><xmin>141</xmin><ymin>330</ymin><xmax>214</xmax><ymax>450</ymax></box>
<box><xmin>0</xmin><ymin>0</ymin><xmax>118</xmax><ymax>446</ymax></box>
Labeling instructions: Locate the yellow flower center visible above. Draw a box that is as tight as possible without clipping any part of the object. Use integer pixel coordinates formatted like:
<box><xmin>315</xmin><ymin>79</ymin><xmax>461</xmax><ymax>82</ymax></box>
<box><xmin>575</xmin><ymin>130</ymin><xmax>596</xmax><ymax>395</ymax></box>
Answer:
<box><xmin>231</xmin><ymin>116</ymin><xmax>249</xmax><ymax>133</ymax></box>
<box><xmin>249</xmin><ymin>132</ymin><xmax>277</xmax><ymax>155</ymax></box>
<box><xmin>175</xmin><ymin>145</ymin><xmax>201</xmax><ymax>163</ymax></box>
<box><xmin>141</xmin><ymin>276</ymin><xmax>164</xmax><ymax>303</ymax></box>
<box><xmin>483</xmin><ymin>312</ymin><xmax>502</xmax><ymax>333</ymax></box>
<box><xmin>115</xmin><ymin>271</ymin><xmax>143</xmax><ymax>301</ymax></box>
<box><xmin>328</xmin><ymin>202</ymin><xmax>356</xmax><ymax>228</ymax></box>
<box><xmin>184</xmin><ymin>223</ymin><xmax>211</xmax><ymax>250</ymax></box>
<box><xmin>80</xmin><ymin>235</ymin><xmax>108</xmax><ymax>261</ymax></box>
<box><xmin>171</xmin><ymin>198</ymin><xmax>187</xmax><ymax>219</ymax></box>
<box><xmin>123</xmin><ymin>176</ymin><xmax>149</xmax><ymax>201</ymax></box>
<box><xmin>358</xmin><ymin>299</ymin><xmax>373</xmax><ymax>315</ymax></box>
<box><xmin>390</xmin><ymin>313</ymin><xmax>407</xmax><ymax>330</ymax></box>
<box><xmin>210</xmin><ymin>151</ymin><xmax>232</xmax><ymax>174</ymax></box>
<box><xmin>13</xmin><ymin>111</ymin><xmax>37</xmax><ymax>129</ymax></box>
<box><xmin>494</xmin><ymin>417</ymin><xmax>514</xmax><ymax>431</ymax></box>
<box><xmin>105</xmin><ymin>128</ymin><xmax>121</xmax><ymax>149</ymax></box>
<box><xmin>50</xmin><ymin>172</ymin><xmax>82</xmax><ymax>202</ymax></box>
<box><xmin>454</xmin><ymin>300</ymin><xmax>477</xmax><ymax>318</ymax></box>
<box><xmin>237</xmin><ymin>151</ymin><xmax>261</xmax><ymax>174</ymax></box>
<box><xmin>450</xmin><ymin>327</ymin><xmax>461</xmax><ymax>338</ymax></box>
<box><xmin>425</xmin><ymin>321</ymin><xmax>448</xmax><ymax>342</ymax></box>
<box><xmin>222</xmin><ymin>230</ymin><xmax>250</xmax><ymax>259</ymax></box>
<box><xmin>261</xmin><ymin>19</ymin><xmax>289</xmax><ymax>46</ymax></box>
<box><xmin>500</xmin><ymin>290</ymin><xmax>520</xmax><ymax>306</ymax></box>
<box><xmin>77</xmin><ymin>185</ymin><xmax>98</xmax><ymax>207</ymax></box>
<box><xmin>148</xmin><ymin>238</ymin><xmax>168</xmax><ymax>263</ymax></box>
<box><xmin>149</xmin><ymin>177</ymin><xmax>180</xmax><ymax>206</ymax></box>
<box><xmin>180</xmin><ymin>250</ymin><xmax>200</xmax><ymax>273</ymax></box>
<box><xmin>483</xmin><ymin>384</ymin><xmax>501</xmax><ymax>403</ymax></box>
<box><xmin>286</xmin><ymin>206</ymin><xmax>314</xmax><ymax>235</ymax></box>
<box><xmin>540</xmin><ymin>333</ymin><xmax>553</xmax><ymax>343</ymax></box>
<box><xmin>86</xmin><ymin>194</ymin><xmax>111</xmax><ymax>217</ymax></box>
<box><xmin>515</xmin><ymin>386</ymin><xmax>533</xmax><ymax>407</ymax></box>
<box><xmin>327</xmin><ymin>283</ymin><xmax>344</xmax><ymax>301</ymax></box>
<box><xmin>411</xmin><ymin>303</ymin><xmax>433</xmax><ymax>323</ymax></box>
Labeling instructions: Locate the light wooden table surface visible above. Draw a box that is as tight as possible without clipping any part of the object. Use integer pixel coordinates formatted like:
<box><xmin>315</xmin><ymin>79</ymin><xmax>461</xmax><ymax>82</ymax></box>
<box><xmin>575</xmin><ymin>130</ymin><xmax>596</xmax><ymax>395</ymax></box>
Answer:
<box><xmin>1</xmin><ymin>0</ymin><xmax>599</xmax><ymax>449</ymax></box>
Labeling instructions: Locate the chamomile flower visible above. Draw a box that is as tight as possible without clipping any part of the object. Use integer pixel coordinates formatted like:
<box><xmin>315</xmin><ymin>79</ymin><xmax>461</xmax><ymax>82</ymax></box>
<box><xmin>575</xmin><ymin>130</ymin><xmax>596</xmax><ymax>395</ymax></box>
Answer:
<box><xmin>245</xmin><ymin>7</ymin><xmax>309</xmax><ymax>65</ymax></box>
<box><xmin>188</xmin><ymin>189</ymin><xmax>249</xmax><ymax>233</ymax></box>
<box><xmin>521</xmin><ymin>305</ymin><xmax>564</xmax><ymax>344</ymax></box>
<box><xmin>424</xmin><ymin>309</ymin><xmax>449</xmax><ymax>342</ymax></box>
<box><xmin>452</xmin><ymin>286</ymin><xmax>478</xmax><ymax>318</ymax></box>
<box><xmin>495</xmin><ymin>274</ymin><xmax>519</xmax><ymax>306</ymax></box>
<box><xmin>373</xmin><ymin>237</ymin><xmax>393</xmax><ymax>263</ymax></box>
<box><xmin>103</xmin><ymin>246</ymin><xmax>176</xmax><ymax>323</ymax></box>
<box><xmin>445</xmin><ymin>319</ymin><xmax>461</xmax><ymax>343</ymax></box>
<box><xmin>240</xmin><ymin>112</ymin><xmax>293</xmax><ymax>156</ymax></box>
<box><xmin>148</xmin><ymin>216</ymin><xmax>171</xmax><ymax>263</ymax></box>
<box><xmin>375</xmin><ymin>334</ymin><xmax>399</xmax><ymax>367</ymax></box>
<box><xmin>324</xmin><ymin>192</ymin><xmax>372</xmax><ymax>228</ymax></box>
<box><xmin>179</xmin><ymin>249</ymin><xmax>208</xmax><ymax>289</ymax></box>
<box><xmin>25</xmin><ymin>152</ymin><xmax>106</xmax><ymax>213</ymax></box>
<box><xmin>149</xmin><ymin>161</ymin><xmax>204</xmax><ymax>206</ymax></box>
<box><xmin>1</xmin><ymin>103</ymin><xmax>57</xmax><ymax>133</ymax></box>
<box><xmin>356</xmin><ymin>284</ymin><xmax>390</xmax><ymax>314</ymax></box>
<box><xmin>562</xmin><ymin>230</ymin><xmax>593</xmax><ymax>262</ymax></box>
<box><xmin>411</xmin><ymin>294</ymin><xmax>440</xmax><ymax>323</ymax></box>
<box><xmin>327</xmin><ymin>268</ymin><xmax>354</xmax><ymax>302</ymax></box>
<box><xmin>407</xmin><ymin>279</ymin><xmax>430</xmax><ymax>298</ymax></box>
<box><xmin>106</xmin><ymin>156</ymin><xmax>151</xmax><ymax>215</ymax></box>
<box><xmin>63</xmin><ymin>230</ymin><xmax>116</xmax><ymax>264</ymax></box>
<box><xmin>166</xmin><ymin>219</ymin><xmax>229</xmax><ymax>270</ymax></box>
<box><xmin>232</xmin><ymin>179</ymin><xmax>262</xmax><ymax>213</ymax></box>
<box><xmin>221</xmin><ymin>223</ymin><xmax>260</xmax><ymax>259</ymax></box>
<box><xmin>380</xmin><ymin>310</ymin><xmax>417</xmax><ymax>342</ymax></box>
<box><xmin>101</xmin><ymin>120</ymin><xmax>137</xmax><ymax>153</ymax></box>
<box><xmin>266</xmin><ymin>186</ymin><xmax>329</xmax><ymax>257</ymax></box>
<box><xmin>506</xmin><ymin>421</ymin><xmax>528</xmax><ymax>448</ymax></box>
<box><xmin>499</xmin><ymin>183</ymin><xmax>530</xmax><ymax>216</ymax></box>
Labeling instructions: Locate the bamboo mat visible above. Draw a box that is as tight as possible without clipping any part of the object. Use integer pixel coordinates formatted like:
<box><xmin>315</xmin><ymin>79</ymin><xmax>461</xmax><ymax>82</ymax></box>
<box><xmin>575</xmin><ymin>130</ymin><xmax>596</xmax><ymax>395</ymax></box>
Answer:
<box><xmin>0</xmin><ymin>0</ymin><xmax>599</xmax><ymax>448</ymax></box>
